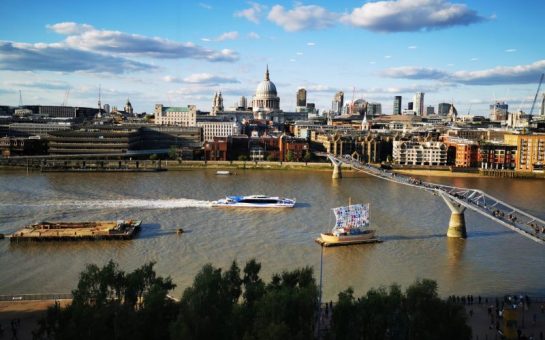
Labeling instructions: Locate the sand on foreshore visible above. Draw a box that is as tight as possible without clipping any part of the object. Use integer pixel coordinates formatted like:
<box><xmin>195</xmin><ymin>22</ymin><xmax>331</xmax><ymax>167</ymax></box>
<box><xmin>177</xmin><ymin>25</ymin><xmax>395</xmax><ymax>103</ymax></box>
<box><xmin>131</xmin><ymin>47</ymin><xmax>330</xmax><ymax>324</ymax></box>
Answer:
<box><xmin>0</xmin><ymin>299</ymin><xmax>71</xmax><ymax>340</ymax></box>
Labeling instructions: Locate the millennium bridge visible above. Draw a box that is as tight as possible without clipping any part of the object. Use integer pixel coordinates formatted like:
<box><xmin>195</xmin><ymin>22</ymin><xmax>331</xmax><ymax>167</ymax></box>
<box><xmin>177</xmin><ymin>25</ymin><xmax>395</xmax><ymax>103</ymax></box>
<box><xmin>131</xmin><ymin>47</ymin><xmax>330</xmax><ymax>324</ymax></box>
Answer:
<box><xmin>325</xmin><ymin>153</ymin><xmax>545</xmax><ymax>245</ymax></box>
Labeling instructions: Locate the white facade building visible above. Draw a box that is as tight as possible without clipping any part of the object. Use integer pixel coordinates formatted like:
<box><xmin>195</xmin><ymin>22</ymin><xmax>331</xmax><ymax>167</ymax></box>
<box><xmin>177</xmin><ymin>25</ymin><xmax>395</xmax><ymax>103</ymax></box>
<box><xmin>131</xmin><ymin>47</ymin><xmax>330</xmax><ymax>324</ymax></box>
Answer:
<box><xmin>414</xmin><ymin>92</ymin><xmax>425</xmax><ymax>116</ymax></box>
<box><xmin>154</xmin><ymin>104</ymin><xmax>196</xmax><ymax>126</ymax></box>
<box><xmin>393</xmin><ymin>140</ymin><xmax>447</xmax><ymax>166</ymax></box>
<box><xmin>197</xmin><ymin>121</ymin><xmax>241</xmax><ymax>141</ymax></box>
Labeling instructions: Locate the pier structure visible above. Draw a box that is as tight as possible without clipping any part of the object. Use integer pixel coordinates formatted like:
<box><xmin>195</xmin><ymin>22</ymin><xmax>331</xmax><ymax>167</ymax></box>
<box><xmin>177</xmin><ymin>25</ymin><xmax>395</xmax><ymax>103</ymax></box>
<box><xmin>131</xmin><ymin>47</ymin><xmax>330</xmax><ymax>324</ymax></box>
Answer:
<box><xmin>327</xmin><ymin>154</ymin><xmax>343</xmax><ymax>179</ymax></box>
<box><xmin>439</xmin><ymin>192</ymin><xmax>467</xmax><ymax>238</ymax></box>
<box><xmin>325</xmin><ymin>154</ymin><xmax>545</xmax><ymax>244</ymax></box>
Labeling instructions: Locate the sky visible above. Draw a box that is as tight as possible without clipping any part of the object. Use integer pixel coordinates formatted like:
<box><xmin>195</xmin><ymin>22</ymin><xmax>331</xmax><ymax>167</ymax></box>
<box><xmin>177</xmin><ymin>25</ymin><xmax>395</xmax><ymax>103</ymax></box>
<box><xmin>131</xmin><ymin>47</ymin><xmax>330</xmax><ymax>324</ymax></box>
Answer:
<box><xmin>0</xmin><ymin>0</ymin><xmax>544</xmax><ymax>116</ymax></box>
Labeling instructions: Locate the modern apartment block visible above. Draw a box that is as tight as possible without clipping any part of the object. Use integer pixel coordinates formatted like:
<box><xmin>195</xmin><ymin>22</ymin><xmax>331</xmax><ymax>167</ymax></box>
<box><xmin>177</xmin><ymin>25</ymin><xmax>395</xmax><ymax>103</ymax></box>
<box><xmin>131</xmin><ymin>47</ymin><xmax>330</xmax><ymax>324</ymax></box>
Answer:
<box><xmin>393</xmin><ymin>140</ymin><xmax>447</xmax><ymax>166</ymax></box>
<box><xmin>512</xmin><ymin>134</ymin><xmax>545</xmax><ymax>172</ymax></box>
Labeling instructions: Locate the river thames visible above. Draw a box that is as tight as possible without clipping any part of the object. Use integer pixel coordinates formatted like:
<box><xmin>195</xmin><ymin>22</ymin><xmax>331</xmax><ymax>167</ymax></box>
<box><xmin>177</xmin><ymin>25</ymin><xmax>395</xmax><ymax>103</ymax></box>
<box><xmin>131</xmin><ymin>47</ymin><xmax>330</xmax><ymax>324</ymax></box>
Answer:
<box><xmin>1</xmin><ymin>169</ymin><xmax>544</xmax><ymax>301</ymax></box>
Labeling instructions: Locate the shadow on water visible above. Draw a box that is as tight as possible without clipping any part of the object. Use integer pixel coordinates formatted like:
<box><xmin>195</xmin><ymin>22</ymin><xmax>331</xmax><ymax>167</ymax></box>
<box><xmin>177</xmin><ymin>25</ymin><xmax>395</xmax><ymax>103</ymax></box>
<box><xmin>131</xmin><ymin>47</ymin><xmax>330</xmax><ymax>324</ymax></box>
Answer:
<box><xmin>467</xmin><ymin>230</ymin><xmax>512</xmax><ymax>238</ymax></box>
<box><xmin>295</xmin><ymin>202</ymin><xmax>311</xmax><ymax>208</ymax></box>
<box><xmin>381</xmin><ymin>233</ymin><xmax>445</xmax><ymax>241</ymax></box>
<box><xmin>137</xmin><ymin>223</ymin><xmax>192</xmax><ymax>240</ymax></box>
<box><xmin>382</xmin><ymin>229</ymin><xmax>512</xmax><ymax>242</ymax></box>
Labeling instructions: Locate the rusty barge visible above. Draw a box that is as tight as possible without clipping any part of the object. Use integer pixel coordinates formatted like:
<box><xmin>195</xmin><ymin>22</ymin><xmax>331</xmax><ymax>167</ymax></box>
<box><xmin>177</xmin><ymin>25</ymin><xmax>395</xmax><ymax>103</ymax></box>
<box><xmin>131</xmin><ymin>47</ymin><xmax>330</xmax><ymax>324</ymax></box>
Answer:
<box><xmin>8</xmin><ymin>220</ymin><xmax>142</xmax><ymax>242</ymax></box>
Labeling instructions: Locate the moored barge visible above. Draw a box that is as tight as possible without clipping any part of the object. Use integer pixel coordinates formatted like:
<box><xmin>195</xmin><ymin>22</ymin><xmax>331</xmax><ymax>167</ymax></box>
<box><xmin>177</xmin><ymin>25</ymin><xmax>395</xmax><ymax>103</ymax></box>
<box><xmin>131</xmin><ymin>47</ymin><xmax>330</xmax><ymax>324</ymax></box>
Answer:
<box><xmin>9</xmin><ymin>220</ymin><xmax>142</xmax><ymax>242</ymax></box>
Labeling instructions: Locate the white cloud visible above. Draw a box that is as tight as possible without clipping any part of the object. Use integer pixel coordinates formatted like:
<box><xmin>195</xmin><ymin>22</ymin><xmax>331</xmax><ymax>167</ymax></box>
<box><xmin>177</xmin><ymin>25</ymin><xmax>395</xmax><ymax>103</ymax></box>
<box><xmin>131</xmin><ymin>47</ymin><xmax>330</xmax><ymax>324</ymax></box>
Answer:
<box><xmin>198</xmin><ymin>3</ymin><xmax>212</xmax><ymax>10</ymax></box>
<box><xmin>50</xmin><ymin>22</ymin><xmax>239</xmax><ymax>62</ymax></box>
<box><xmin>408</xmin><ymin>45</ymin><xmax>417</xmax><ymax>49</ymax></box>
<box><xmin>306</xmin><ymin>42</ymin><xmax>316</xmax><ymax>46</ymax></box>
<box><xmin>505</xmin><ymin>48</ymin><xmax>517</xmax><ymax>53</ymax></box>
<box><xmin>289</xmin><ymin>59</ymin><xmax>296</xmax><ymax>62</ymax></box>
<box><xmin>201</xmin><ymin>38</ymin><xmax>211</xmax><ymax>42</ymax></box>
<box><xmin>342</xmin><ymin>0</ymin><xmax>485</xmax><ymax>32</ymax></box>
<box><xmin>216</xmin><ymin>31</ymin><xmax>239</xmax><ymax>41</ymax></box>
<box><xmin>381</xmin><ymin>60</ymin><xmax>545</xmax><ymax>85</ymax></box>
<box><xmin>47</xmin><ymin>22</ymin><xmax>93</xmax><ymax>35</ymax></box>
<box><xmin>471</xmin><ymin>57</ymin><xmax>479</xmax><ymax>61</ymax></box>
<box><xmin>0</xmin><ymin>41</ymin><xmax>153</xmax><ymax>73</ymax></box>
<box><xmin>452</xmin><ymin>60</ymin><xmax>545</xmax><ymax>85</ymax></box>
<box><xmin>305</xmin><ymin>84</ymin><xmax>336</xmax><ymax>92</ymax></box>
<box><xmin>296</xmin><ymin>52</ymin><xmax>303</xmax><ymax>56</ymax></box>
<box><xmin>248</xmin><ymin>32</ymin><xmax>260</xmax><ymax>39</ymax></box>
<box><xmin>268</xmin><ymin>4</ymin><xmax>339</xmax><ymax>32</ymax></box>
<box><xmin>234</xmin><ymin>2</ymin><xmax>266</xmax><ymax>24</ymax></box>
<box><xmin>382</xmin><ymin>66</ymin><xmax>448</xmax><ymax>80</ymax></box>
<box><xmin>384</xmin><ymin>55</ymin><xmax>392</xmax><ymax>59</ymax></box>
<box><xmin>7</xmin><ymin>80</ymin><xmax>70</xmax><ymax>90</ymax></box>
<box><xmin>163</xmin><ymin>73</ymin><xmax>240</xmax><ymax>85</ymax></box>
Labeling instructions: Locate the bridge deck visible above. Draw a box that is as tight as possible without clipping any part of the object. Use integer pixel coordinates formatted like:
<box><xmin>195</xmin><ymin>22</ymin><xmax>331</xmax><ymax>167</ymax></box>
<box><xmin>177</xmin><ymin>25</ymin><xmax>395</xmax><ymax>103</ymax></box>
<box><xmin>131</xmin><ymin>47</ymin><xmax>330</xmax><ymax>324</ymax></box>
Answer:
<box><xmin>329</xmin><ymin>154</ymin><xmax>545</xmax><ymax>245</ymax></box>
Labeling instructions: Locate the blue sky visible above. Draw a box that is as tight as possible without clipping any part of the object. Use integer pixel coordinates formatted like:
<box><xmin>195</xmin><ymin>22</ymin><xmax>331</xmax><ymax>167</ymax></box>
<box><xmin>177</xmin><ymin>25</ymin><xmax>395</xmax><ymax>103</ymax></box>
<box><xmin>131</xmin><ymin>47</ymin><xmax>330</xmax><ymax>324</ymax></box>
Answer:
<box><xmin>1</xmin><ymin>0</ymin><xmax>544</xmax><ymax>115</ymax></box>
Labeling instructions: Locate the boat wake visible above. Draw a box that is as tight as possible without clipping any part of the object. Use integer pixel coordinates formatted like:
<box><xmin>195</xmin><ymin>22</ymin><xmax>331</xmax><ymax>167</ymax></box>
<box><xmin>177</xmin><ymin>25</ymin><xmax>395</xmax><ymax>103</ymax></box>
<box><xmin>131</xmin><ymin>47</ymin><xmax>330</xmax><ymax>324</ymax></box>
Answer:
<box><xmin>2</xmin><ymin>198</ymin><xmax>213</xmax><ymax>210</ymax></box>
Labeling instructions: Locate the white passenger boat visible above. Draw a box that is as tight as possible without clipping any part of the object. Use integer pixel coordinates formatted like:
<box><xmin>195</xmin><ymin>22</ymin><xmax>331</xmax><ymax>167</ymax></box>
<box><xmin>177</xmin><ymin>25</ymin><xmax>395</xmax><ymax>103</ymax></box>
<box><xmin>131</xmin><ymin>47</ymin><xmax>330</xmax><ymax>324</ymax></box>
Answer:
<box><xmin>211</xmin><ymin>195</ymin><xmax>296</xmax><ymax>208</ymax></box>
<box><xmin>316</xmin><ymin>203</ymin><xmax>379</xmax><ymax>246</ymax></box>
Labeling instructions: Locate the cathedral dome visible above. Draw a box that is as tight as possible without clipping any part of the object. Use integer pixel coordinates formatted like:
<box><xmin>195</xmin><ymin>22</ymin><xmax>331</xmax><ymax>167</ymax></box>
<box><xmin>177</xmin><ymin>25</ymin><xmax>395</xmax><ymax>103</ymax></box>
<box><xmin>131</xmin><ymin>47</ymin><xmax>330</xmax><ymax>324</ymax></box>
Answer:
<box><xmin>252</xmin><ymin>65</ymin><xmax>280</xmax><ymax>116</ymax></box>
<box><xmin>256</xmin><ymin>80</ymin><xmax>277</xmax><ymax>98</ymax></box>
<box><xmin>255</xmin><ymin>66</ymin><xmax>277</xmax><ymax>98</ymax></box>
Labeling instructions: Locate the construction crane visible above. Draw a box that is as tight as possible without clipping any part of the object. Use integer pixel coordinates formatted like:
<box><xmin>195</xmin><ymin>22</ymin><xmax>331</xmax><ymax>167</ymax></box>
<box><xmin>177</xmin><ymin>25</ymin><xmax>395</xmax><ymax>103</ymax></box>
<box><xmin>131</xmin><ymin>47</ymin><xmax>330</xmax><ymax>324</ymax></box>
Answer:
<box><xmin>529</xmin><ymin>73</ymin><xmax>544</xmax><ymax>117</ymax></box>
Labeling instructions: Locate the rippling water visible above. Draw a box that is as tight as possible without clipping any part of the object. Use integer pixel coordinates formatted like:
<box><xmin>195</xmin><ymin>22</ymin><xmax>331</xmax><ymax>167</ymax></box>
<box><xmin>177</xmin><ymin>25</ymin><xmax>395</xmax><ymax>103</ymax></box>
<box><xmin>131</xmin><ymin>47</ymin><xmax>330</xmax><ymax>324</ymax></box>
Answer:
<box><xmin>1</xmin><ymin>169</ymin><xmax>544</xmax><ymax>300</ymax></box>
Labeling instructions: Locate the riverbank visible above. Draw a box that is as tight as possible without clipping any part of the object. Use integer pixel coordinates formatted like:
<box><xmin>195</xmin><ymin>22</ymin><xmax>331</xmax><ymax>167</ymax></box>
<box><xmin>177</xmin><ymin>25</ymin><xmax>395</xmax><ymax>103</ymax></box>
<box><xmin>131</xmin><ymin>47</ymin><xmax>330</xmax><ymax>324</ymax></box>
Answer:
<box><xmin>0</xmin><ymin>299</ymin><xmax>71</xmax><ymax>339</ymax></box>
<box><xmin>2</xmin><ymin>297</ymin><xmax>544</xmax><ymax>339</ymax></box>
<box><xmin>392</xmin><ymin>169</ymin><xmax>483</xmax><ymax>178</ymax></box>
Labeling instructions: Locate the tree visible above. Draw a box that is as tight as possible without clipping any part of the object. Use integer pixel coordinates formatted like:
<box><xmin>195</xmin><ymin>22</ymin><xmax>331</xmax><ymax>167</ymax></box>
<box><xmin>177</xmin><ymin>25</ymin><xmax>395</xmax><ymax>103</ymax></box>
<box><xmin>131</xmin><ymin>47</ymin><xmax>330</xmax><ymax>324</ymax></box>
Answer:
<box><xmin>303</xmin><ymin>151</ymin><xmax>312</xmax><ymax>165</ymax></box>
<box><xmin>285</xmin><ymin>151</ymin><xmax>294</xmax><ymax>162</ymax></box>
<box><xmin>168</xmin><ymin>146</ymin><xmax>178</xmax><ymax>160</ymax></box>
<box><xmin>170</xmin><ymin>263</ymin><xmax>241</xmax><ymax>340</ymax></box>
<box><xmin>34</xmin><ymin>260</ymin><xmax>176</xmax><ymax>340</ymax></box>
<box><xmin>149</xmin><ymin>154</ymin><xmax>158</xmax><ymax>161</ymax></box>
<box><xmin>238</xmin><ymin>155</ymin><xmax>248</xmax><ymax>161</ymax></box>
<box><xmin>266</xmin><ymin>154</ymin><xmax>277</xmax><ymax>162</ymax></box>
<box><xmin>330</xmin><ymin>279</ymin><xmax>471</xmax><ymax>340</ymax></box>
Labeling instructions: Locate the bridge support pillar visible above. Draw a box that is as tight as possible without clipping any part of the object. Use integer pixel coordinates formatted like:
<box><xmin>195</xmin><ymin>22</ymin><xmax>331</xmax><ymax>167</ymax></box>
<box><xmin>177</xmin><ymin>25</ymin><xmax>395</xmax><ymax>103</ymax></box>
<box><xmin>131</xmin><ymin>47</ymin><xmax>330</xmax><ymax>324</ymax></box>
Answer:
<box><xmin>439</xmin><ymin>193</ymin><xmax>467</xmax><ymax>238</ymax></box>
<box><xmin>332</xmin><ymin>163</ymin><xmax>342</xmax><ymax>179</ymax></box>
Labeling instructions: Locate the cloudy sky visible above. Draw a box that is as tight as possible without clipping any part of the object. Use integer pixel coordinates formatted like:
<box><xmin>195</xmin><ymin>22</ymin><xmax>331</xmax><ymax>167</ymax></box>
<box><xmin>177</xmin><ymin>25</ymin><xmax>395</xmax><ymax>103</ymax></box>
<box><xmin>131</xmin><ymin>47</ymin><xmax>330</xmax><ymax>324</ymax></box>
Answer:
<box><xmin>1</xmin><ymin>0</ymin><xmax>544</xmax><ymax>115</ymax></box>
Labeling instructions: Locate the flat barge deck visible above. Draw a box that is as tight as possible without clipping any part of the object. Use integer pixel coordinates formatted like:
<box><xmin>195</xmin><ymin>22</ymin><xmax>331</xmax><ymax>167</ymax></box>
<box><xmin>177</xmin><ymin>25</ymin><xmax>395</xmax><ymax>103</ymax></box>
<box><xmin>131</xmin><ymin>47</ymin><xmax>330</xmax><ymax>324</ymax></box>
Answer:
<box><xmin>315</xmin><ymin>237</ymin><xmax>382</xmax><ymax>247</ymax></box>
<box><xmin>9</xmin><ymin>220</ymin><xmax>141</xmax><ymax>242</ymax></box>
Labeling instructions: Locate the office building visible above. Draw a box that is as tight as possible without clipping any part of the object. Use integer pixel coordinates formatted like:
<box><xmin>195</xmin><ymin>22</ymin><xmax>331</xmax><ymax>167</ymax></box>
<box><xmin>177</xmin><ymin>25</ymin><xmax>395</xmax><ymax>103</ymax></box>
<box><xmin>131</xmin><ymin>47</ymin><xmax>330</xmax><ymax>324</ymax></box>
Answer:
<box><xmin>490</xmin><ymin>101</ymin><xmax>508</xmax><ymax>121</ymax></box>
<box><xmin>438</xmin><ymin>103</ymin><xmax>452</xmax><ymax>116</ymax></box>
<box><xmin>426</xmin><ymin>106</ymin><xmax>435</xmax><ymax>116</ymax></box>
<box><xmin>296</xmin><ymin>88</ymin><xmax>307</xmax><ymax>108</ymax></box>
<box><xmin>197</xmin><ymin>121</ymin><xmax>241</xmax><ymax>141</ymax></box>
<box><xmin>154</xmin><ymin>104</ymin><xmax>197</xmax><ymax>126</ymax></box>
<box><xmin>414</xmin><ymin>92</ymin><xmax>425</xmax><ymax>116</ymax></box>
<box><xmin>331</xmin><ymin>91</ymin><xmax>344</xmax><ymax>115</ymax></box>
<box><xmin>393</xmin><ymin>96</ymin><xmax>402</xmax><ymax>115</ymax></box>
<box><xmin>367</xmin><ymin>103</ymin><xmax>382</xmax><ymax>116</ymax></box>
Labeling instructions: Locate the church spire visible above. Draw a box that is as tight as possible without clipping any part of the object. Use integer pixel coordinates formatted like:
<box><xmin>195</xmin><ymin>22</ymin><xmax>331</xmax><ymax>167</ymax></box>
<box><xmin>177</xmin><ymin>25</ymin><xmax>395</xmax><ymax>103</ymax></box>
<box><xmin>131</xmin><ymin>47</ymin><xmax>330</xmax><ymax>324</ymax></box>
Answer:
<box><xmin>265</xmin><ymin>65</ymin><xmax>270</xmax><ymax>81</ymax></box>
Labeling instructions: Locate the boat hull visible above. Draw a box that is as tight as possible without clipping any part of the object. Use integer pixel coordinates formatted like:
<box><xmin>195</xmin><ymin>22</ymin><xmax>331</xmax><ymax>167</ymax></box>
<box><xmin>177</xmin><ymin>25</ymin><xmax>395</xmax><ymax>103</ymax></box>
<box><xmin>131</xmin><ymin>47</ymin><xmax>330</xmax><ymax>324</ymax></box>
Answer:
<box><xmin>211</xmin><ymin>202</ymin><xmax>295</xmax><ymax>208</ymax></box>
<box><xmin>318</xmin><ymin>230</ymin><xmax>377</xmax><ymax>245</ymax></box>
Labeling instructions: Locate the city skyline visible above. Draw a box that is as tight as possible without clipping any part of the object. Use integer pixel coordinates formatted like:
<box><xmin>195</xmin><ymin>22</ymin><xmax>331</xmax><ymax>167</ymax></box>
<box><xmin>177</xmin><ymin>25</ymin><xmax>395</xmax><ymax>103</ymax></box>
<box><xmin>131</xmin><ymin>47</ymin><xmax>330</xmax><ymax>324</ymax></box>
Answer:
<box><xmin>1</xmin><ymin>0</ymin><xmax>544</xmax><ymax>115</ymax></box>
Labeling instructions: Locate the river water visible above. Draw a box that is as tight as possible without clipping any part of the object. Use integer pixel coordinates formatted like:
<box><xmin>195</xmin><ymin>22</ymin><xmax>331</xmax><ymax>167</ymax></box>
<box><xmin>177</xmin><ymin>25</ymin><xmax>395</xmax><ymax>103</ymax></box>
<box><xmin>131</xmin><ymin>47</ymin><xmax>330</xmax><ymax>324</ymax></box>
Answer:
<box><xmin>0</xmin><ymin>169</ymin><xmax>544</xmax><ymax>301</ymax></box>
